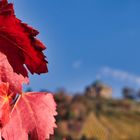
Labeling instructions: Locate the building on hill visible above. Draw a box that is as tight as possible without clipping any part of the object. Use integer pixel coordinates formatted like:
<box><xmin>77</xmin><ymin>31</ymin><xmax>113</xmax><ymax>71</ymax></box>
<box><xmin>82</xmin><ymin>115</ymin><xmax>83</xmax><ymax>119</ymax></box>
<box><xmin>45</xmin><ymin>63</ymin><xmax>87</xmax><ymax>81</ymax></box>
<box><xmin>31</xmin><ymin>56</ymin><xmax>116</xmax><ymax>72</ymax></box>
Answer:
<box><xmin>85</xmin><ymin>81</ymin><xmax>112</xmax><ymax>99</ymax></box>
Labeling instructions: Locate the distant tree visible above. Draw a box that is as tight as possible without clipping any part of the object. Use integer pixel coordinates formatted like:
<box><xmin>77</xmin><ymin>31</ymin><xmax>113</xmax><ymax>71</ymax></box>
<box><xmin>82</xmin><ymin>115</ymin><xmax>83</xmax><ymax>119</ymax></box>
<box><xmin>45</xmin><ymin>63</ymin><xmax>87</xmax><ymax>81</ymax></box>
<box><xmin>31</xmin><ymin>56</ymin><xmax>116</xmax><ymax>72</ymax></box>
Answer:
<box><xmin>25</xmin><ymin>87</ymin><xmax>33</xmax><ymax>92</ymax></box>
<box><xmin>137</xmin><ymin>90</ymin><xmax>140</xmax><ymax>99</ymax></box>
<box><xmin>81</xmin><ymin>135</ymin><xmax>87</xmax><ymax>140</ymax></box>
<box><xmin>66</xmin><ymin>135</ymin><xmax>73</xmax><ymax>140</ymax></box>
<box><xmin>122</xmin><ymin>87</ymin><xmax>135</xmax><ymax>100</ymax></box>
<box><xmin>39</xmin><ymin>89</ymin><xmax>51</xmax><ymax>92</ymax></box>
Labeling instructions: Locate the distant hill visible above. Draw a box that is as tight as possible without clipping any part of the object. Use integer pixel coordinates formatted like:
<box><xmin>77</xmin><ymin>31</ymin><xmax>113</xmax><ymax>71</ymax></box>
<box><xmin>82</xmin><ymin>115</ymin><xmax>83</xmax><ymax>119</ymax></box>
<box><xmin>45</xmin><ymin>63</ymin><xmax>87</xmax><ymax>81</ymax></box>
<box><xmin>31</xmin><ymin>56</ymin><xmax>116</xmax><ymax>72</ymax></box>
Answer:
<box><xmin>50</xmin><ymin>82</ymin><xmax>140</xmax><ymax>140</ymax></box>
<box><xmin>51</xmin><ymin>96</ymin><xmax>140</xmax><ymax>139</ymax></box>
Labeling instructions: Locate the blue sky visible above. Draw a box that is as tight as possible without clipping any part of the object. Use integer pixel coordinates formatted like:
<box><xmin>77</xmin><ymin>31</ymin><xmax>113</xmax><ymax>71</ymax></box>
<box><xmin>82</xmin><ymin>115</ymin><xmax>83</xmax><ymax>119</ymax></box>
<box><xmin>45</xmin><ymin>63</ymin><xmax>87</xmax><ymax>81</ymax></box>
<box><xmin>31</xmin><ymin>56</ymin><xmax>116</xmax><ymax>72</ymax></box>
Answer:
<box><xmin>12</xmin><ymin>0</ymin><xmax>140</xmax><ymax>96</ymax></box>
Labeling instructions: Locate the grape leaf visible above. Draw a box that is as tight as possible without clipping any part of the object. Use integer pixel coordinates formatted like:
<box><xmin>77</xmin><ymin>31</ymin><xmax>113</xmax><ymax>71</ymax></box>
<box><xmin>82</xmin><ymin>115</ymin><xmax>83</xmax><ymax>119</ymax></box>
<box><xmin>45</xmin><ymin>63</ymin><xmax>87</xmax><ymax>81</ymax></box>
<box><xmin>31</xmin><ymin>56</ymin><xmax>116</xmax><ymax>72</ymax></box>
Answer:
<box><xmin>2</xmin><ymin>92</ymin><xmax>57</xmax><ymax>140</ymax></box>
<box><xmin>0</xmin><ymin>52</ymin><xmax>29</xmax><ymax>94</ymax></box>
<box><xmin>0</xmin><ymin>83</ymin><xmax>11</xmax><ymax>128</ymax></box>
<box><xmin>0</xmin><ymin>0</ymin><xmax>48</xmax><ymax>77</ymax></box>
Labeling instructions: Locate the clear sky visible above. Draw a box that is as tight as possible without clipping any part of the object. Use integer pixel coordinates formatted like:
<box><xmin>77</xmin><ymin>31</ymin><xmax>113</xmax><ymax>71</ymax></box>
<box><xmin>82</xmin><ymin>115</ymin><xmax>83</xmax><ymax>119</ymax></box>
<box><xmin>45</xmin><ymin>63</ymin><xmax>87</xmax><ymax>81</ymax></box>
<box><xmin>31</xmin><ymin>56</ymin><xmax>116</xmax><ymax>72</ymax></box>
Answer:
<box><xmin>11</xmin><ymin>0</ymin><xmax>140</xmax><ymax>96</ymax></box>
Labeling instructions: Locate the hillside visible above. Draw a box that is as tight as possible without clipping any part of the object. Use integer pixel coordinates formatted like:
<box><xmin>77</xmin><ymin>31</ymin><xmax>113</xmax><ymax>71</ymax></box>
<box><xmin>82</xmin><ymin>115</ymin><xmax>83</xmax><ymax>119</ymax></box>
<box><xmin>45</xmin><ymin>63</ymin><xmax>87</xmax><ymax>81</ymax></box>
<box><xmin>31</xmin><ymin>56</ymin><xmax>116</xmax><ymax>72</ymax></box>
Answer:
<box><xmin>50</xmin><ymin>82</ymin><xmax>140</xmax><ymax>140</ymax></box>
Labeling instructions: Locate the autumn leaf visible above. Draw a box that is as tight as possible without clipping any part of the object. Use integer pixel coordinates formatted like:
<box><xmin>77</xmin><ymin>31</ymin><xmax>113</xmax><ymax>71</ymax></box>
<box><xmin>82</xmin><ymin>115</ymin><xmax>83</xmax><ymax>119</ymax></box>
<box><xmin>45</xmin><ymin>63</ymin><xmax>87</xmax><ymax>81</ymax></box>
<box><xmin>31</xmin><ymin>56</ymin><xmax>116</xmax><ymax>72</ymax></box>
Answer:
<box><xmin>0</xmin><ymin>1</ymin><xmax>57</xmax><ymax>140</ymax></box>
<box><xmin>0</xmin><ymin>0</ymin><xmax>48</xmax><ymax>77</ymax></box>
<box><xmin>0</xmin><ymin>52</ymin><xmax>29</xmax><ymax>94</ymax></box>
<box><xmin>0</xmin><ymin>83</ymin><xmax>11</xmax><ymax>128</ymax></box>
<box><xmin>2</xmin><ymin>92</ymin><xmax>57</xmax><ymax>140</ymax></box>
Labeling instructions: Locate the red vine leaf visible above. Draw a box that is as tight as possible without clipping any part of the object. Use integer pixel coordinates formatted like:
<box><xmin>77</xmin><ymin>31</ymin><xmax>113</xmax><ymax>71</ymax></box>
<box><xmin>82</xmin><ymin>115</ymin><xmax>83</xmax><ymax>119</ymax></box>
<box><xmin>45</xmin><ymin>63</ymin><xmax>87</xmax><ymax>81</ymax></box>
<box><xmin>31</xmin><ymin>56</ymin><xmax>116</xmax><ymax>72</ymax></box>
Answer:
<box><xmin>2</xmin><ymin>92</ymin><xmax>57</xmax><ymax>140</ymax></box>
<box><xmin>0</xmin><ymin>0</ymin><xmax>48</xmax><ymax>77</ymax></box>
<box><xmin>0</xmin><ymin>83</ymin><xmax>11</xmax><ymax>128</ymax></box>
<box><xmin>0</xmin><ymin>52</ymin><xmax>29</xmax><ymax>94</ymax></box>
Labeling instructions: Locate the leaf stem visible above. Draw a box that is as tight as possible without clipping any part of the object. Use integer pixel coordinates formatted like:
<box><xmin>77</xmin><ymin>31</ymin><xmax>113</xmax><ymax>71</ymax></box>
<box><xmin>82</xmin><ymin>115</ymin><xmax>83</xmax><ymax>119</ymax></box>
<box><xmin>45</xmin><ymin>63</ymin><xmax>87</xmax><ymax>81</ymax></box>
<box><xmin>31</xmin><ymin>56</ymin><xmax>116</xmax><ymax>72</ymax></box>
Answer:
<box><xmin>11</xmin><ymin>95</ymin><xmax>21</xmax><ymax>115</ymax></box>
